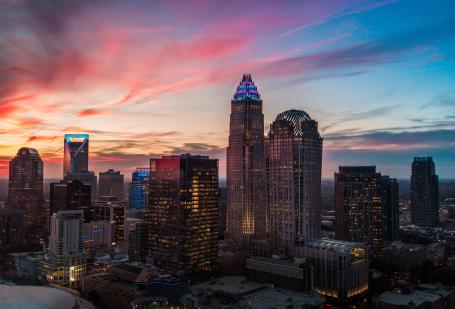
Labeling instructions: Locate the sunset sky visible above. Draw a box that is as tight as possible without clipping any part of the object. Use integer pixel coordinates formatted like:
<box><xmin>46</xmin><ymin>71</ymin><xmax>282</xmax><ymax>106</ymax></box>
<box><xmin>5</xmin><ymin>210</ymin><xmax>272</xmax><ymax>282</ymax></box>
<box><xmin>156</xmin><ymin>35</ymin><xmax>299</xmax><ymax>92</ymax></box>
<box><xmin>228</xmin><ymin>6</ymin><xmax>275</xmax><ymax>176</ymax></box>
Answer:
<box><xmin>1</xmin><ymin>0</ymin><xmax>455</xmax><ymax>179</ymax></box>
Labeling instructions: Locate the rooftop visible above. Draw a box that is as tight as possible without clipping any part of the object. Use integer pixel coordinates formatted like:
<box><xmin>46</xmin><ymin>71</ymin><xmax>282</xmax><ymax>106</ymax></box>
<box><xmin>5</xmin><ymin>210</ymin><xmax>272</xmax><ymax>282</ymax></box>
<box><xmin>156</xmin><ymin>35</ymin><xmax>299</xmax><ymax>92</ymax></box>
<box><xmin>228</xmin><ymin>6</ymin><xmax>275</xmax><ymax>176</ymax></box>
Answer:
<box><xmin>233</xmin><ymin>74</ymin><xmax>261</xmax><ymax>102</ymax></box>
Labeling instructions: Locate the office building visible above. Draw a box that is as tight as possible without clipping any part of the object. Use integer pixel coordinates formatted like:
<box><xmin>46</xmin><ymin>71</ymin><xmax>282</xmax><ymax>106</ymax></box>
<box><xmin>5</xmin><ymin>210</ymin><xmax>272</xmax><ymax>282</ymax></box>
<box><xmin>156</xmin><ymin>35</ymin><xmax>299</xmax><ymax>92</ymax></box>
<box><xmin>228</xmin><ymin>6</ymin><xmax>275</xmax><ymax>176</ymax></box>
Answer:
<box><xmin>149</xmin><ymin>154</ymin><xmax>219</xmax><ymax>277</ymax></box>
<box><xmin>47</xmin><ymin>210</ymin><xmax>86</xmax><ymax>287</ymax></box>
<box><xmin>126</xmin><ymin>218</ymin><xmax>149</xmax><ymax>262</ymax></box>
<box><xmin>226</xmin><ymin>74</ymin><xmax>267</xmax><ymax>253</ymax></box>
<box><xmin>266</xmin><ymin>109</ymin><xmax>323</xmax><ymax>257</ymax></box>
<box><xmin>64</xmin><ymin>171</ymin><xmax>97</xmax><ymax>200</ymax></box>
<box><xmin>50</xmin><ymin>180</ymin><xmax>92</xmax><ymax>222</ymax></box>
<box><xmin>7</xmin><ymin>147</ymin><xmax>46</xmax><ymax>249</ymax></box>
<box><xmin>63</xmin><ymin>134</ymin><xmax>89</xmax><ymax>177</ymax></box>
<box><xmin>411</xmin><ymin>157</ymin><xmax>439</xmax><ymax>227</ymax></box>
<box><xmin>295</xmin><ymin>239</ymin><xmax>369</xmax><ymax>305</ymax></box>
<box><xmin>99</xmin><ymin>169</ymin><xmax>124</xmax><ymax>198</ymax></box>
<box><xmin>82</xmin><ymin>221</ymin><xmax>113</xmax><ymax>252</ymax></box>
<box><xmin>0</xmin><ymin>209</ymin><xmax>25</xmax><ymax>252</ymax></box>
<box><xmin>381</xmin><ymin>176</ymin><xmax>400</xmax><ymax>242</ymax></box>
<box><xmin>335</xmin><ymin>166</ymin><xmax>383</xmax><ymax>256</ymax></box>
<box><xmin>129</xmin><ymin>168</ymin><xmax>150</xmax><ymax>210</ymax></box>
<box><xmin>92</xmin><ymin>196</ymin><xmax>127</xmax><ymax>247</ymax></box>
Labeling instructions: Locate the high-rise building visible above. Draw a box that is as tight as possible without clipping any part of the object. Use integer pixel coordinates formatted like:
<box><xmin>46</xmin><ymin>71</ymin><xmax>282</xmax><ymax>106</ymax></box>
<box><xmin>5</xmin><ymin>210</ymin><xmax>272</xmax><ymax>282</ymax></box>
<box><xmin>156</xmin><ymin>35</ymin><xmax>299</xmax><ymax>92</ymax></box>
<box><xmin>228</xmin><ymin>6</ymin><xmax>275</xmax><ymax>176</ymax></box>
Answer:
<box><xmin>50</xmin><ymin>180</ymin><xmax>92</xmax><ymax>222</ymax></box>
<box><xmin>149</xmin><ymin>154</ymin><xmax>219</xmax><ymax>277</ymax></box>
<box><xmin>126</xmin><ymin>218</ymin><xmax>149</xmax><ymax>262</ymax></box>
<box><xmin>47</xmin><ymin>210</ymin><xmax>86</xmax><ymax>287</ymax></box>
<box><xmin>99</xmin><ymin>169</ymin><xmax>124</xmax><ymax>198</ymax></box>
<box><xmin>7</xmin><ymin>147</ymin><xmax>46</xmax><ymax>249</ymax></box>
<box><xmin>0</xmin><ymin>209</ymin><xmax>25</xmax><ymax>252</ymax></box>
<box><xmin>82</xmin><ymin>221</ymin><xmax>113</xmax><ymax>253</ymax></box>
<box><xmin>63</xmin><ymin>134</ymin><xmax>89</xmax><ymax>177</ymax></box>
<box><xmin>64</xmin><ymin>171</ymin><xmax>97</xmax><ymax>200</ymax></box>
<box><xmin>381</xmin><ymin>176</ymin><xmax>400</xmax><ymax>242</ymax></box>
<box><xmin>295</xmin><ymin>240</ymin><xmax>369</xmax><ymax>305</ymax></box>
<box><xmin>129</xmin><ymin>168</ymin><xmax>150</xmax><ymax>210</ymax></box>
<box><xmin>92</xmin><ymin>196</ymin><xmax>127</xmax><ymax>247</ymax></box>
<box><xmin>266</xmin><ymin>110</ymin><xmax>323</xmax><ymax>257</ymax></box>
<box><xmin>335</xmin><ymin>166</ymin><xmax>383</xmax><ymax>256</ymax></box>
<box><xmin>226</xmin><ymin>74</ymin><xmax>267</xmax><ymax>253</ymax></box>
<box><xmin>411</xmin><ymin>157</ymin><xmax>439</xmax><ymax>227</ymax></box>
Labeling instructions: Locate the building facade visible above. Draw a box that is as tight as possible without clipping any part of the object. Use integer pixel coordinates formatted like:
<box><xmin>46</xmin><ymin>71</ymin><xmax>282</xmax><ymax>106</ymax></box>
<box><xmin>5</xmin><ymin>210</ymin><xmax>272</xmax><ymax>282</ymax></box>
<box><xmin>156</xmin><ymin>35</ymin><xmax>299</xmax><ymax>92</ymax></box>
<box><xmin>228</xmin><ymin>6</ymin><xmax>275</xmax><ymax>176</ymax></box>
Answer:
<box><xmin>226</xmin><ymin>74</ymin><xmax>267</xmax><ymax>253</ymax></box>
<box><xmin>411</xmin><ymin>157</ymin><xmax>439</xmax><ymax>227</ymax></box>
<box><xmin>0</xmin><ymin>209</ymin><xmax>25</xmax><ymax>252</ymax></box>
<box><xmin>149</xmin><ymin>154</ymin><xmax>219</xmax><ymax>277</ymax></box>
<box><xmin>266</xmin><ymin>110</ymin><xmax>323</xmax><ymax>257</ymax></box>
<box><xmin>50</xmin><ymin>180</ymin><xmax>92</xmax><ymax>222</ymax></box>
<box><xmin>129</xmin><ymin>168</ymin><xmax>150</xmax><ymax>210</ymax></box>
<box><xmin>7</xmin><ymin>147</ymin><xmax>46</xmax><ymax>249</ymax></box>
<box><xmin>381</xmin><ymin>176</ymin><xmax>400</xmax><ymax>242</ymax></box>
<box><xmin>99</xmin><ymin>169</ymin><xmax>124</xmax><ymax>199</ymax></box>
<box><xmin>92</xmin><ymin>196</ymin><xmax>127</xmax><ymax>247</ymax></box>
<box><xmin>335</xmin><ymin>166</ymin><xmax>383</xmax><ymax>256</ymax></box>
<box><xmin>296</xmin><ymin>240</ymin><xmax>369</xmax><ymax>305</ymax></box>
<box><xmin>63</xmin><ymin>134</ymin><xmax>89</xmax><ymax>177</ymax></box>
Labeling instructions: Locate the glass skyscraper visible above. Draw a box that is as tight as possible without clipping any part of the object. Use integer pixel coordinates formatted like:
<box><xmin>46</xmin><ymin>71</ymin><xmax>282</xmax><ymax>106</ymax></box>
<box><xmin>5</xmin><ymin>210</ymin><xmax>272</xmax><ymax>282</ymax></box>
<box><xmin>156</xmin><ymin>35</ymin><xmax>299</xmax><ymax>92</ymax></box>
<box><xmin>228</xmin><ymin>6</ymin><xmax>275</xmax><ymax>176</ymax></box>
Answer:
<box><xmin>266</xmin><ymin>110</ymin><xmax>323</xmax><ymax>257</ymax></box>
<box><xmin>129</xmin><ymin>168</ymin><xmax>150</xmax><ymax>209</ymax></box>
<box><xmin>64</xmin><ymin>134</ymin><xmax>89</xmax><ymax>177</ymax></box>
<box><xmin>7</xmin><ymin>147</ymin><xmax>46</xmax><ymax>249</ymax></box>
<box><xmin>411</xmin><ymin>157</ymin><xmax>439</xmax><ymax>227</ymax></box>
<box><xmin>148</xmin><ymin>154</ymin><xmax>219</xmax><ymax>278</ymax></box>
<box><xmin>226</xmin><ymin>74</ymin><xmax>267</xmax><ymax>253</ymax></box>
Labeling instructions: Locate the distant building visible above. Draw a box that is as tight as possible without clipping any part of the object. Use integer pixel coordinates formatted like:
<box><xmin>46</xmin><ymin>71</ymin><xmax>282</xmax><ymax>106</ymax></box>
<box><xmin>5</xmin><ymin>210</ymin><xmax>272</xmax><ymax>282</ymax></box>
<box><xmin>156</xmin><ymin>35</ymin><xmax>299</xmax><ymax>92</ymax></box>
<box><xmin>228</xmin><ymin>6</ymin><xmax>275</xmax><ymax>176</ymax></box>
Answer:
<box><xmin>129</xmin><ymin>168</ymin><xmax>150</xmax><ymax>210</ymax></box>
<box><xmin>266</xmin><ymin>109</ymin><xmax>323</xmax><ymax>257</ymax></box>
<box><xmin>411</xmin><ymin>157</ymin><xmax>439</xmax><ymax>227</ymax></box>
<box><xmin>47</xmin><ymin>210</ymin><xmax>86</xmax><ymax>288</ymax></box>
<box><xmin>50</xmin><ymin>180</ymin><xmax>92</xmax><ymax>222</ymax></box>
<box><xmin>382</xmin><ymin>241</ymin><xmax>427</xmax><ymax>271</ymax></box>
<box><xmin>381</xmin><ymin>176</ymin><xmax>400</xmax><ymax>242</ymax></box>
<box><xmin>99</xmin><ymin>169</ymin><xmax>124</xmax><ymax>199</ymax></box>
<box><xmin>7</xmin><ymin>147</ymin><xmax>46</xmax><ymax>249</ymax></box>
<box><xmin>125</xmin><ymin>218</ymin><xmax>149</xmax><ymax>262</ymax></box>
<box><xmin>335</xmin><ymin>166</ymin><xmax>383</xmax><ymax>256</ymax></box>
<box><xmin>0</xmin><ymin>208</ymin><xmax>25</xmax><ymax>252</ymax></box>
<box><xmin>92</xmin><ymin>196</ymin><xmax>127</xmax><ymax>247</ymax></box>
<box><xmin>64</xmin><ymin>171</ymin><xmax>97</xmax><ymax>200</ymax></box>
<box><xmin>226</xmin><ymin>74</ymin><xmax>267</xmax><ymax>253</ymax></box>
<box><xmin>295</xmin><ymin>239</ymin><xmax>369</xmax><ymax>305</ymax></box>
<box><xmin>149</xmin><ymin>154</ymin><xmax>219</xmax><ymax>278</ymax></box>
<box><xmin>64</xmin><ymin>134</ymin><xmax>89</xmax><ymax>177</ymax></box>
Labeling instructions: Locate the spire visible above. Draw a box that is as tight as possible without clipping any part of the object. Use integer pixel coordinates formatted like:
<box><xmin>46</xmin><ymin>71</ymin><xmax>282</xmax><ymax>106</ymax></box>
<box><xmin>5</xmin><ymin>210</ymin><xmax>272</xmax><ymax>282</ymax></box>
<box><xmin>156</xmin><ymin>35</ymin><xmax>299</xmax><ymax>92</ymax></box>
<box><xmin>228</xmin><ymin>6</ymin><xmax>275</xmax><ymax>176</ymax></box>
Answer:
<box><xmin>233</xmin><ymin>73</ymin><xmax>261</xmax><ymax>102</ymax></box>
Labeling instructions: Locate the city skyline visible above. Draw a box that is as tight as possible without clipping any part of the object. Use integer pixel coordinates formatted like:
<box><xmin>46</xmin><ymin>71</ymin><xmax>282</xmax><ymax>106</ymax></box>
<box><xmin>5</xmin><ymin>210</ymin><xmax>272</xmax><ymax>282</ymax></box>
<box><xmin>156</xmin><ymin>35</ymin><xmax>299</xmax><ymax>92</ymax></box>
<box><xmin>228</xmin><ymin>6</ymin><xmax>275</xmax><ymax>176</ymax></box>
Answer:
<box><xmin>1</xmin><ymin>0</ymin><xmax>455</xmax><ymax>179</ymax></box>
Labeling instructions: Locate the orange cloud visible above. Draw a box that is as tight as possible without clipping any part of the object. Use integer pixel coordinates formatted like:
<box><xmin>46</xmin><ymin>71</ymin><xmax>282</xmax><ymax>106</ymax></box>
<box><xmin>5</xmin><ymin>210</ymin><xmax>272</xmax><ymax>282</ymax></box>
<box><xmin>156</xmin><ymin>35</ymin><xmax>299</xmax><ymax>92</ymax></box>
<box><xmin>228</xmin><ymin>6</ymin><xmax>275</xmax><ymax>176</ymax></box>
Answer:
<box><xmin>77</xmin><ymin>108</ymin><xmax>108</xmax><ymax>117</ymax></box>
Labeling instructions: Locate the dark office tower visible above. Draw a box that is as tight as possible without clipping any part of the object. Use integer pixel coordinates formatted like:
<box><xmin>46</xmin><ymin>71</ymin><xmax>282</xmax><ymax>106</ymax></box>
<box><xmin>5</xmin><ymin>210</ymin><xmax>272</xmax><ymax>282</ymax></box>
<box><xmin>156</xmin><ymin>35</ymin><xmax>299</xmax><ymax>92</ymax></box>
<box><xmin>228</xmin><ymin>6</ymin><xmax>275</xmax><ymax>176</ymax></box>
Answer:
<box><xmin>266</xmin><ymin>110</ymin><xmax>323</xmax><ymax>258</ymax></box>
<box><xmin>335</xmin><ymin>166</ymin><xmax>383</xmax><ymax>256</ymax></box>
<box><xmin>64</xmin><ymin>134</ymin><xmax>89</xmax><ymax>177</ymax></box>
<box><xmin>226</xmin><ymin>74</ymin><xmax>267</xmax><ymax>253</ymax></box>
<box><xmin>99</xmin><ymin>169</ymin><xmax>124</xmax><ymax>198</ymax></box>
<box><xmin>127</xmin><ymin>220</ymin><xmax>150</xmax><ymax>263</ymax></box>
<box><xmin>381</xmin><ymin>176</ymin><xmax>400</xmax><ymax>242</ymax></box>
<box><xmin>129</xmin><ymin>168</ymin><xmax>150</xmax><ymax>210</ymax></box>
<box><xmin>7</xmin><ymin>147</ymin><xmax>46</xmax><ymax>248</ymax></box>
<box><xmin>0</xmin><ymin>209</ymin><xmax>25</xmax><ymax>252</ymax></box>
<box><xmin>149</xmin><ymin>154</ymin><xmax>219</xmax><ymax>278</ymax></box>
<box><xmin>50</xmin><ymin>180</ymin><xmax>92</xmax><ymax>222</ymax></box>
<box><xmin>411</xmin><ymin>157</ymin><xmax>439</xmax><ymax>227</ymax></box>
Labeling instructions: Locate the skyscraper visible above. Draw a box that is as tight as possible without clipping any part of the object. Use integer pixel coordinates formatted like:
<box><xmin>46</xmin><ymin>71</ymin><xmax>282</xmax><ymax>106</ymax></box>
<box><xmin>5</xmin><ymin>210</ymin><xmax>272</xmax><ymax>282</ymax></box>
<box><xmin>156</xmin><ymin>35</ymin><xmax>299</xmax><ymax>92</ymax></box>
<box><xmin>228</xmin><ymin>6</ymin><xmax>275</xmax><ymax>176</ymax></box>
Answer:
<box><xmin>381</xmin><ymin>176</ymin><xmax>400</xmax><ymax>242</ymax></box>
<box><xmin>92</xmin><ymin>196</ymin><xmax>127</xmax><ymax>247</ymax></box>
<box><xmin>7</xmin><ymin>147</ymin><xmax>46</xmax><ymax>249</ymax></box>
<box><xmin>129</xmin><ymin>168</ymin><xmax>150</xmax><ymax>210</ymax></box>
<box><xmin>226</xmin><ymin>74</ymin><xmax>267</xmax><ymax>252</ymax></box>
<box><xmin>266</xmin><ymin>110</ymin><xmax>323</xmax><ymax>257</ymax></box>
<box><xmin>149</xmin><ymin>154</ymin><xmax>219</xmax><ymax>277</ymax></box>
<box><xmin>411</xmin><ymin>157</ymin><xmax>439</xmax><ymax>227</ymax></box>
<box><xmin>50</xmin><ymin>180</ymin><xmax>92</xmax><ymax>222</ymax></box>
<box><xmin>335</xmin><ymin>166</ymin><xmax>383</xmax><ymax>256</ymax></box>
<box><xmin>99</xmin><ymin>169</ymin><xmax>124</xmax><ymax>198</ymax></box>
<box><xmin>63</xmin><ymin>134</ymin><xmax>89</xmax><ymax>177</ymax></box>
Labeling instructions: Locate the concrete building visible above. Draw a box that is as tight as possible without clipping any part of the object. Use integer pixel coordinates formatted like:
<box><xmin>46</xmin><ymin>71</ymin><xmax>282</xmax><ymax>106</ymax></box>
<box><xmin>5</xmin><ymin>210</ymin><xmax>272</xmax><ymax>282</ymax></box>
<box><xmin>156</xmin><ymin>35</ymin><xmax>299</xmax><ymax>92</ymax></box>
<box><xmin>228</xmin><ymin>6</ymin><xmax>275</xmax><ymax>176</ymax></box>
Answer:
<box><xmin>92</xmin><ymin>196</ymin><xmax>127</xmax><ymax>248</ymax></box>
<box><xmin>99</xmin><ymin>169</ymin><xmax>124</xmax><ymax>199</ymax></box>
<box><xmin>82</xmin><ymin>221</ymin><xmax>113</xmax><ymax>253</ymax></box>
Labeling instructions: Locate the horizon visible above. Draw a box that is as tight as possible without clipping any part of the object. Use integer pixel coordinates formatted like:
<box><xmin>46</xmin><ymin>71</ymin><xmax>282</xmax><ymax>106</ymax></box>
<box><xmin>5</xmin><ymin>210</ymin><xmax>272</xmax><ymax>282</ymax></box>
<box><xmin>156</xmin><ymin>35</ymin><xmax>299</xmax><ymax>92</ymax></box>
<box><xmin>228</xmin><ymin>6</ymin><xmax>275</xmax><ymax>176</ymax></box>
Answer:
<box><xmin>1</xmin><ymin>0</ymin><xmax>455</xmax><ymax>179</ymax></box>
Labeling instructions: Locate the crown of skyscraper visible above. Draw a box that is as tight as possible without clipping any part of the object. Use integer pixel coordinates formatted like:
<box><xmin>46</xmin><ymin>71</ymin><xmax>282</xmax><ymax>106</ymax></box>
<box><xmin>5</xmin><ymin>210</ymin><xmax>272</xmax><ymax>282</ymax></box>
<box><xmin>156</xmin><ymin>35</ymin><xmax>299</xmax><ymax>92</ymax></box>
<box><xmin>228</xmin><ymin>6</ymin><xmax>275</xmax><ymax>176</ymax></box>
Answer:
<box><xmin>233</xmin><ymin>73</ymin><xmax>261</xmax><ymax>102</ymax></box>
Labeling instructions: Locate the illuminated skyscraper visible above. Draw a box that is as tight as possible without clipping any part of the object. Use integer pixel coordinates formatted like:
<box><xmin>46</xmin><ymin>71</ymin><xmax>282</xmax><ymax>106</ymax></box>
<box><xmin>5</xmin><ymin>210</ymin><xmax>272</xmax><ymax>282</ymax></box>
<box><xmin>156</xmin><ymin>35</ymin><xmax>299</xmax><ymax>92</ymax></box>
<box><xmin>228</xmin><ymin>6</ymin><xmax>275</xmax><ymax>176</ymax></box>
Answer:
<box><xmin>226</xmin><ymin>74</ymin><xmax>267</xmax><ymax>252</ymax></box>
<box><xmin>129</xmin><ymin>168</ymin><xmax>150</xmax><ymax>209</ymax></box>
<box><xmin>411</xmin><ymin>157</ymin><xmax>439</xmax><ymax>227</ymax></box>
<box><xmin>266</xmin><ymin>110</ymin><xmax>323</xmax><ymax>257</ymax></box>
<box><xmin>64</xmin><ymin>134</ymin><xmax>89</xmax><ymax>177</ymax></box>
<box><xmin>7</xmin><ymin>147</ymin><xmax>46</xmax><ymax>249</ymax></box>
<box><xmin>149</xmin><ymin>154</ymin><xmax>219</xmax><ymax>277</ymax></box>
<box><xmin>335</xmin><ymin>166</ymin><xmax>383</xmax><ymax>256</ymax></box>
